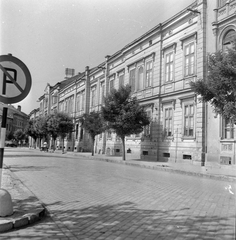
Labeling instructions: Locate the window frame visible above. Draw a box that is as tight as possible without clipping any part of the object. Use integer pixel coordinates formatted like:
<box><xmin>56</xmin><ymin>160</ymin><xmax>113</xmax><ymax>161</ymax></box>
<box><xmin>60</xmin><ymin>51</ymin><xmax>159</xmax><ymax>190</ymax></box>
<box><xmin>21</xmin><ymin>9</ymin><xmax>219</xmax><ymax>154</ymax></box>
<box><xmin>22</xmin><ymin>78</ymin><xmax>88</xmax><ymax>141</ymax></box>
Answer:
<box><xmin>100</xmin><ymin>82</ymin><xmax>105</xmax><ymax>105</ymax></box>
<box><xmin>129</xmin><ymin>68</ymin><xmax>136</xmax><ymax>92</ymax></box>
<box><xmin>91</xmin><ymin>87</ymin><xmax>97</xmax><ymax>107</ymax></box>
<box><xmin>144</xmin><ymin>109</ymin><xmax>152</xmax><ymax>137</ymax></box>
<box><xmin>165</xmin><ymin>51</ymin><xmax>174</xmax><ymax>83</ymax></box>
<box><xmin>118</xmin><ymin>73</ymin><xmax>124</xmax><ymax>88</ymax></box>
<box><xmin>218</xmin><ymin>0</ymin><xmax>227</xmax><ymax>8</ymax></box>
<box><xmin>145</xmin><ymin>60</ymin><xmax>153</xmax><ymax>88</ymax></box>
<box><xmin>76</xmin><ymin>93</ymin><xmax>81</xmax><ymax>112</ymax></box>
<box><xmin>81</xmin><ymin>91</ymin><xmax>85</xmax><ymax>111</ymax></box>
<box><xmin>164</xmin><ymin>106</ymin><xmax>173</xmax><ymax>137</ymax></box>
<box><xmin>222</xmin><ymin>118</ymin><xmax>234</xmax><ymax>139</ymax></box>
<box><xmin>137</xmin><ymin>65</ymin><xmax>144</xmax><ymax>91</ymax></box>
<box><xmin>109</xmin><ymin>77</ymin><xmax>115</xmax><ymax>92</ymax></box>
<box><xmin>183</xmin><ymin>102</ymin><xmax>195</xmax><ymax>138</ymax></box>
<box><xmin>183</xmin><ymin>41</ymin><xmax>195</xmax><ymax>77</ymax></box>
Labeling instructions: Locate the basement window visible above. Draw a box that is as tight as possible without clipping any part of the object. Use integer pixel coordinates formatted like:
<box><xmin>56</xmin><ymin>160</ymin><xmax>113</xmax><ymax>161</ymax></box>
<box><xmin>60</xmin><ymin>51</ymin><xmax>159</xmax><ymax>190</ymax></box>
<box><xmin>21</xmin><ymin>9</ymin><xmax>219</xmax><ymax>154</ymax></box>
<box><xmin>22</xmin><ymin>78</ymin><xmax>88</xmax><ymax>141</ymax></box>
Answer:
<box><xmin>183</xmin><ymin>154</ymin><xmax>192</xmax><ymax>160</ymax></box>
<box><xmin>163</xmin><ymin>153</ymin><xmax>170</xmax><ymax>158</ymax></box>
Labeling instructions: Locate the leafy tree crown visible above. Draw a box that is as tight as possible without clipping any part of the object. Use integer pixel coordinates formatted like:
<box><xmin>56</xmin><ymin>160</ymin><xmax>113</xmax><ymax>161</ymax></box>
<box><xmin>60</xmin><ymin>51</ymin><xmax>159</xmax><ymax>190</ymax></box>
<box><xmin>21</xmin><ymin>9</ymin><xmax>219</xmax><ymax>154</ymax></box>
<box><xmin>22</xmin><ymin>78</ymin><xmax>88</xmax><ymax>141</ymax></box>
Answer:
<box><xmin>191</xmin><ymin>39</ymin><xmax>236</xmax><ymax>121</ymax></box>
<box><xmin>102</xmin><ymin>85</ymin><xmax>150</xmax><ymax>138</ymax></box>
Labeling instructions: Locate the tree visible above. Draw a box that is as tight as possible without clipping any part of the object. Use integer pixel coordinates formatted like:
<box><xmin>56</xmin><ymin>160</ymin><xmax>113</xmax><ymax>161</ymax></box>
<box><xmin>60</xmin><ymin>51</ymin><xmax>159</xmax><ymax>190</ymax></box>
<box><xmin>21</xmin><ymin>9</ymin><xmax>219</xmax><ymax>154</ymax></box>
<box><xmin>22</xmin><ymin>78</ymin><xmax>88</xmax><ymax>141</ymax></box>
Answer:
<box><xmin>14</xmin><ymin>129</ymin><xmax>25</xmax><ymax>145</ymax></box>
<box><xmin>101</xmin><ymin>85</ymin><xmax>150</xmax><ymax>160</ymax></box>
<box><xmin>6</xmin><ymin>131</ymin><xmax>14</xmax><ymax>141</ymax></box>
<box><xmin>190</xmin><ymin>40</ymin><xmax>236</xmax><ymax>121</ymax></box>
<box><xmin>46</xmin><ymin>113</ymin><xmax>59</xmax><ymax>151</ymax></box>
<box><xmin>55</xmin><ymin>112</ymin><xmax>74</xmax><ymax>153</ymax></box>
<box><xmin>34</xmin><ymin>116</ymin><xmax>48</xmax><ymax>148</ymax></box>
<box><xmin>79</xmin><ymin>111</ymin><xmax>106</xmax><ymax>156</ymax></box>
<box><xmin>25</xmin><ymin>119</ymin><xmax>38</xmax><ymax>148</ymax></box>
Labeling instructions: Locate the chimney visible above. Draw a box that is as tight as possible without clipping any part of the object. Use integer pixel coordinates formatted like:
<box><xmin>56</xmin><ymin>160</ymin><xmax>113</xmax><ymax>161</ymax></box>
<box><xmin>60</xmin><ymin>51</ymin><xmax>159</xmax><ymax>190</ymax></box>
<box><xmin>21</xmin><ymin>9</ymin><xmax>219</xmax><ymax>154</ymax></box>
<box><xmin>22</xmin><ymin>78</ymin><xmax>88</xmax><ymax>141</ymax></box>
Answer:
<box><xmin>17</xmin><ymin>105</ymin><xmax>21</xmax><ymax>112</ymax></box>
<box><xmin>65</xmin><ymin>68</ymin><xmax>75</xmax><ymax>79</ymax></box>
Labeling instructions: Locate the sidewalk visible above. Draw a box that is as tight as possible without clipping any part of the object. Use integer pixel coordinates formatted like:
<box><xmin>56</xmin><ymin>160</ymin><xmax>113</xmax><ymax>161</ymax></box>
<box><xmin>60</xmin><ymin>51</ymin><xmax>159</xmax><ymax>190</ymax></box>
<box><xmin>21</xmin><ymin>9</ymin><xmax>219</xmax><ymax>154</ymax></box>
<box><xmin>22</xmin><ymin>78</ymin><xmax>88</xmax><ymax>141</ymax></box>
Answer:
<box><xmin>61</xmin><ymin>150</ymin><xmax>236</xmax><ymax>182</ymax></box>
<box><xmin>0</xmin><ymin>166</ymin><xmax>46</xmax><ymax>233</ymax></box>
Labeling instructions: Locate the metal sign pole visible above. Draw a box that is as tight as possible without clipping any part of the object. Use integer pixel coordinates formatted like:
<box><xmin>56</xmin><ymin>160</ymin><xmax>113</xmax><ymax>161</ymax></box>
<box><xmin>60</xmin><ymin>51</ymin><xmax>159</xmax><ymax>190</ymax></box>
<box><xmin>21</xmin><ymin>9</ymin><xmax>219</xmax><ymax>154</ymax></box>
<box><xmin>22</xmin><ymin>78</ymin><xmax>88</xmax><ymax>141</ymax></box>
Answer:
<box><xmin>0</xmin><ymin>107</ymin><xmax>8</xmax><ymax>188</ymax></box>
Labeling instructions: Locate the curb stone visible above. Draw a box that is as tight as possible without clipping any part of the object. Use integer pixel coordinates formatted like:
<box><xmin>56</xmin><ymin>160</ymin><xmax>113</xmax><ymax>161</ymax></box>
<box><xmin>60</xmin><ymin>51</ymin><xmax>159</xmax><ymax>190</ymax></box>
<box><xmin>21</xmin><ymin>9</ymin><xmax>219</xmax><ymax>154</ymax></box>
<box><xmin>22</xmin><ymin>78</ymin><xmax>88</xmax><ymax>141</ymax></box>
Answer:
<box><xmin>0</xmin><ymin>207</ymin><xmax>46</xmax><ymax>233</ymax></box>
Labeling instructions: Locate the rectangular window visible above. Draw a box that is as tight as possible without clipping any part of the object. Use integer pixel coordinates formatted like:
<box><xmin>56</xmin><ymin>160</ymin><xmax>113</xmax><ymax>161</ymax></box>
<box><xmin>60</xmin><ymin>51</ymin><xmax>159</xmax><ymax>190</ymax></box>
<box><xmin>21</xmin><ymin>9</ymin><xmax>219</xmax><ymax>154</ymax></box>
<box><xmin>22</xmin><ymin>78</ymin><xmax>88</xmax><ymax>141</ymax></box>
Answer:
<box><xmin>144</xmin><ymin>110</ymin><xmax>152</xmax><ymax>136</ymax></box>
<box><xmin>59</xmin><ymin>101</ymin><xmax>64</xmax><ymax>112</ymax></box>
<box><xmin>81</xmin><ymin>91</ymin><xmax>85</xmax><ymax>110</ymax></box>
<box><xmin>165</xmin><ymin>52</ymin><xmax>173</xmax><ymax>82</ymax></box>
<box><xmin>67</xmin><ymin>96</ymin><xmax>73</xmax><ymax>114</ymax></box>
<box><xmin>119</xmin><ymin>74</ymin><xmax>124</xmax><ymax>88</ymax></box>
<box><xmin>164</xmin><ymin>107</ymin><xmax>172</xmax><ymax>137</ymax></box>
<box><xmin>52</xmin><ymin>95</ymin><xmax>57</xmax><ymax>105</ymax></box>
<box><xmin>101</xmin><ymin>84</ymin><xmax>105</xmax><ymax>105</ymax></box>
<box><xmin>75</xmin><ymin>124</ymin><xmax>79</xmax><ymax>139</ymax></box>
<box><xmin>223</xmin><ymin>118</ymin><xmax>234</xmax><ymax>139</ymax></box>
<box><xmin>184</xmin><ymin>42</ymin><xmax>195</xmax><ymax>77</ymax></box>
<box><xmin>110</xmin><ymin>79</ymin><xmax>114</xmax><ymax>92</ymax></box>
<box><xmin>183</xmin><ymin>103</ymin><xmax>194</xmax><ymax>137</ymax></box>
<box><xmin>137</xmin><ymin>66</ymin><xmax>144</xmax><ymax>91</ymax></box>
<box><xmin>146</xmin><ymin>61</ymin><xmax>153</xmax><ymax>87</ymax></box>
<box><xmin>65</xmin><ymin>99</ymin><xmax>68</xmax><ymax>112</ymax></box>
<box><xmin>129</xmin><ymin>69</ymin><xmax>136</xmax><ymax>92</ymax></box>
<box><xmin>107</xmin><ymin>130</ymin><xmax>112</xmax><ymax>139</ymax></box>
<box><xmin>218</xmin><ymin>0</ymin><xmax>227</xmax><ymax>8</ymax></box>
<box><xmin>76</xmin><ymin>93</ymin><xmax>80</xmax><ymax>112</ymax></box>
<box><xmin>91</xmin><ymin>88</ymin><xmax>96</xmax><ymax>107</ymax></box>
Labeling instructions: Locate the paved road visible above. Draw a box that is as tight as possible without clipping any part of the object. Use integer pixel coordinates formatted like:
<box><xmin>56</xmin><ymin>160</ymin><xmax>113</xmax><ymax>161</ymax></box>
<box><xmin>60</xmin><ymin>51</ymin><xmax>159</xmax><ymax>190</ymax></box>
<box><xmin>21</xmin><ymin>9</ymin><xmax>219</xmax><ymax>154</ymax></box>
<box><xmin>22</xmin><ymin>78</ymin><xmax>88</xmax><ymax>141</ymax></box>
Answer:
<box><xmin>1</xmin><ymin>148</ymin><xmax>236</xmax><ymax>240</ymax></box>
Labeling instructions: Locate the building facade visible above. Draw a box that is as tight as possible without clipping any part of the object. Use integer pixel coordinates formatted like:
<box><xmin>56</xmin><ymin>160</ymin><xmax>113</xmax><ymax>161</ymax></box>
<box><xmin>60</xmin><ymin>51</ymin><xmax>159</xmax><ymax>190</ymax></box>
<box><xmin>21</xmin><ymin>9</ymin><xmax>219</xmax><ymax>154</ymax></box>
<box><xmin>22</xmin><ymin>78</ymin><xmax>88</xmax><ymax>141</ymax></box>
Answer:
<box><xmin>0</xmin><ymin>103</ymin><xmax>29</xmax><ymax>139</ymax></box>
<box><xmin>32</xmin><ymin>0</ymin><xmax>236</xmax><ymax>167</ymax></box>
<box><xmin>207</xmin><ymin>0</ymin><xmax>236</xmax><ymax>166</ymax></box>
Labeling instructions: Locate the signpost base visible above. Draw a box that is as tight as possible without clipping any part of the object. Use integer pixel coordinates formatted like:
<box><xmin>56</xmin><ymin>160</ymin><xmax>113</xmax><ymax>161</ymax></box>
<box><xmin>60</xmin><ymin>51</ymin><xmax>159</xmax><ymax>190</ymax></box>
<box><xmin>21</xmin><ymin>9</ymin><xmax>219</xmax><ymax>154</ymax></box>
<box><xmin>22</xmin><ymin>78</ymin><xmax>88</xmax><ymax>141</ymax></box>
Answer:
<box><xmin>0</xmin><ymin>189</ymin><xmax>13</xmax><ymax>217</ymax></box>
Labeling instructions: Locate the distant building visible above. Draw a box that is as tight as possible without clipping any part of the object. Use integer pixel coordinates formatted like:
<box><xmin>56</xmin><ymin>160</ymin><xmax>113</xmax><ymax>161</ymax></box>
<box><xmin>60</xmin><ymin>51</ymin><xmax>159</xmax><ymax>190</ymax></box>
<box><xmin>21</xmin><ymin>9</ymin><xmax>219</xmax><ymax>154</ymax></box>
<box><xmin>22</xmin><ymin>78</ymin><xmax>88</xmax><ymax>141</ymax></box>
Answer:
<box><xmin>30</xmin><ymin>0</ymin><xmax>236</xmax><ymax>168</ymax></box>
<box><xmin>0</xmin><ymin>103</ymin><xmax>29</xmax><ymax>139</ymax></box>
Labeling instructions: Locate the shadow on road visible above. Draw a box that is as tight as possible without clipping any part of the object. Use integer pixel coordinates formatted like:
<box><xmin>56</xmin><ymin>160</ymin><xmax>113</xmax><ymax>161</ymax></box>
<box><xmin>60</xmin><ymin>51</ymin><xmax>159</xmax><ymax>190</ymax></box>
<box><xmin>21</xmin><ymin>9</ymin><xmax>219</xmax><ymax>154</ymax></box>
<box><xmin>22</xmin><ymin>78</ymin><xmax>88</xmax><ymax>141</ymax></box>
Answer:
<box><xmin>0</xmin><ymin>200</ymin><xmax>234</xmax><ymax>239</ymax></box>
<box><xmin>6</xmin><ymin>201</ymin><xmax>231</xmax><ymax>239</ymax></box>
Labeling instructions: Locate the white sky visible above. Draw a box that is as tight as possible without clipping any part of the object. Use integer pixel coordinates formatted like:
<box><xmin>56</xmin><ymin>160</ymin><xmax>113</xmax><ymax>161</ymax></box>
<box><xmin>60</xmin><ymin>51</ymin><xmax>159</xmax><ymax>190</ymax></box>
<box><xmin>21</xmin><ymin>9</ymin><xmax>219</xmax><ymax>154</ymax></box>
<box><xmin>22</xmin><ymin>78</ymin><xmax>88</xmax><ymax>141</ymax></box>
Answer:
<box><xmin>1</xmin><ymin>0</ymin><xmax>192</xmax><ymax>114</ymax></box>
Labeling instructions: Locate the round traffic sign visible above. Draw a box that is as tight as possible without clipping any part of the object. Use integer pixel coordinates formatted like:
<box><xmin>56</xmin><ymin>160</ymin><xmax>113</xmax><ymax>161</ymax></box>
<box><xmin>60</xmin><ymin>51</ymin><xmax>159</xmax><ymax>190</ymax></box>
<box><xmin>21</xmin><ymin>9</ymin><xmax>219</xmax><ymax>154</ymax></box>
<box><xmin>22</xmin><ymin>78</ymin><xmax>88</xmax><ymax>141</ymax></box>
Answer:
<box><xmin>0</xmin><ymin>54</ymin><xmax>32</xmax><ymax>104</ymax></box>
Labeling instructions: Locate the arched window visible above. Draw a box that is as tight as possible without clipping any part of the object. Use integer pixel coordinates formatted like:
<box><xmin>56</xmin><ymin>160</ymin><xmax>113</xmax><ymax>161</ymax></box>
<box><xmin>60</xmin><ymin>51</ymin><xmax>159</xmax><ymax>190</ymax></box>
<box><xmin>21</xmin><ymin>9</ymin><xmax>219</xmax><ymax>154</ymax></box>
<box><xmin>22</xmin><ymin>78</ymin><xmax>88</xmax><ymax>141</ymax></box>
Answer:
<box><xmin>222</xmin><ymin>30</ymin><xmax>236</xmax><ymax>51</ymax></box>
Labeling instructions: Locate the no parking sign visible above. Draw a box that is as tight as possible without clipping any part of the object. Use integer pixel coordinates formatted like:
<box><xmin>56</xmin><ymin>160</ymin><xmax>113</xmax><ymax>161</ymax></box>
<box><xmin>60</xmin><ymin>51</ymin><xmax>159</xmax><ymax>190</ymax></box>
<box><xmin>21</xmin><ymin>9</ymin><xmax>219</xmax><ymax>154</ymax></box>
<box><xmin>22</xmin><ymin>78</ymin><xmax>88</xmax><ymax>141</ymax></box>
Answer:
<box><xmin>0</xmin><ymin>54</ymin><xmax>32</xmax><ymax>103</ymax></box>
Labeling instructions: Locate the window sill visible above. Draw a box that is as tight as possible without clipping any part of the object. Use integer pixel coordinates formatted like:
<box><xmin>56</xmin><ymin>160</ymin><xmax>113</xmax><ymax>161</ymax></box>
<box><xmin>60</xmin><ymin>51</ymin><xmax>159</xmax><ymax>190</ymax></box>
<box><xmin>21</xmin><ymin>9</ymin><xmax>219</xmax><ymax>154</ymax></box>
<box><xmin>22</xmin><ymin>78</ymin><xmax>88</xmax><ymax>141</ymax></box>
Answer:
<box><xmin>164</xmin><ymin>80</ymin><xmax>173</xmax><ymax>84</ymax></box>
<box><xmin>165</xmin><ymin>137</ymin><xmax>174</xmax><ymax>141</ymax></box>
<box><xmin>181</xmin><ymin>137</ymin><xmax>195</xmax><ymax>141</ymax></box>
<box><xmin>183</xmin><ymin>75</ymin><xmax>196</xmax><ymax>80</ymax></box>
<box><xmin>220</xmin><ymin>139</ymin><xmax>236</xmax><ymax>142</ymax></box>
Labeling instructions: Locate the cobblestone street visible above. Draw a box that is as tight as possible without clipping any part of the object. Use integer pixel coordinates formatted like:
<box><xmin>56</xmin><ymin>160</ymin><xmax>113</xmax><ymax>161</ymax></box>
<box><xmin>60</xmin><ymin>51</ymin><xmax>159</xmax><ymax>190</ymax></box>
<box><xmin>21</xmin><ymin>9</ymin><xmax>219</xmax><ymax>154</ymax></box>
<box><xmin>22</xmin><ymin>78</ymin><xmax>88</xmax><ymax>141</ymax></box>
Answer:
<box><xmin>1</xmin><ymin>149</ymin><xmax>236</xmax><ymax>239</ymax></box>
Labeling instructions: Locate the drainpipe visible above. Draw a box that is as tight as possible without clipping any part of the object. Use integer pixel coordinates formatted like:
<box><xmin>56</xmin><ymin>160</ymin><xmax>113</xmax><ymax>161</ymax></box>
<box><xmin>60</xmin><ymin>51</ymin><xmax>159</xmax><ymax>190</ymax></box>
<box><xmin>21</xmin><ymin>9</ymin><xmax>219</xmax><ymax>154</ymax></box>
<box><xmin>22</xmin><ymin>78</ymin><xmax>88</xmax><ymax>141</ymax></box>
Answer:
<box><xmin>157</xmin><ymin>23</ymin><xmax>163</xmax><ymax>162</ymax></box>
<box><xmin>102</xmin><ymin>55</ymin><xmax>110</xmax><ymax>154</ymax></box>
<box><xmin>85</xmin><ymin>66</ymin><xmax>90</xmax><ymax>114</ymax></box>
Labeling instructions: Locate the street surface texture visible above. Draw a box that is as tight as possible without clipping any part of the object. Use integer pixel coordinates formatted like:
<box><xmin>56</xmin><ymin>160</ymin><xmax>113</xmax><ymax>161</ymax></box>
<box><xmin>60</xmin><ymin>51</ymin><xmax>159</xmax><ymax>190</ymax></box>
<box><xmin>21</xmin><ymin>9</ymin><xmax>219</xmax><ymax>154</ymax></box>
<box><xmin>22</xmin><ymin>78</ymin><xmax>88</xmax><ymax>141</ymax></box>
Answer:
<box><xmin>1</xmin><ymin>148</ymin><xmax>236</xmax><ymax>240</ymax></box>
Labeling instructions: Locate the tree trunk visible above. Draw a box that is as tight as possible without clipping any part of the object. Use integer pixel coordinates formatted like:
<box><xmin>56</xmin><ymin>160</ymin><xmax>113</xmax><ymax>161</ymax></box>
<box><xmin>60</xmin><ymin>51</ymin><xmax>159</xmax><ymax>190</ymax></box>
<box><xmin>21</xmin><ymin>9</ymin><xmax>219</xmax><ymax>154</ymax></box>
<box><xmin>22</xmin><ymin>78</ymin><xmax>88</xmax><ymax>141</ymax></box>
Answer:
<box><xmin>33</xmin><ymin>138</ymin><xmax>37</xmax><ymax>149</ymax></box>
<box><xmin>121</xmin><ymin>136</ymin><xmax>126</xmax><ymax>161</ymax></box>
<box><xmin>91</xmin><ymin>137</ymin><xmax>95</xmax><ymax>156</ymax></box>
<box><xmin>62</xmin><ymin>138</ymin><xmax>64</xmax><ymax>153</ymax></box>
